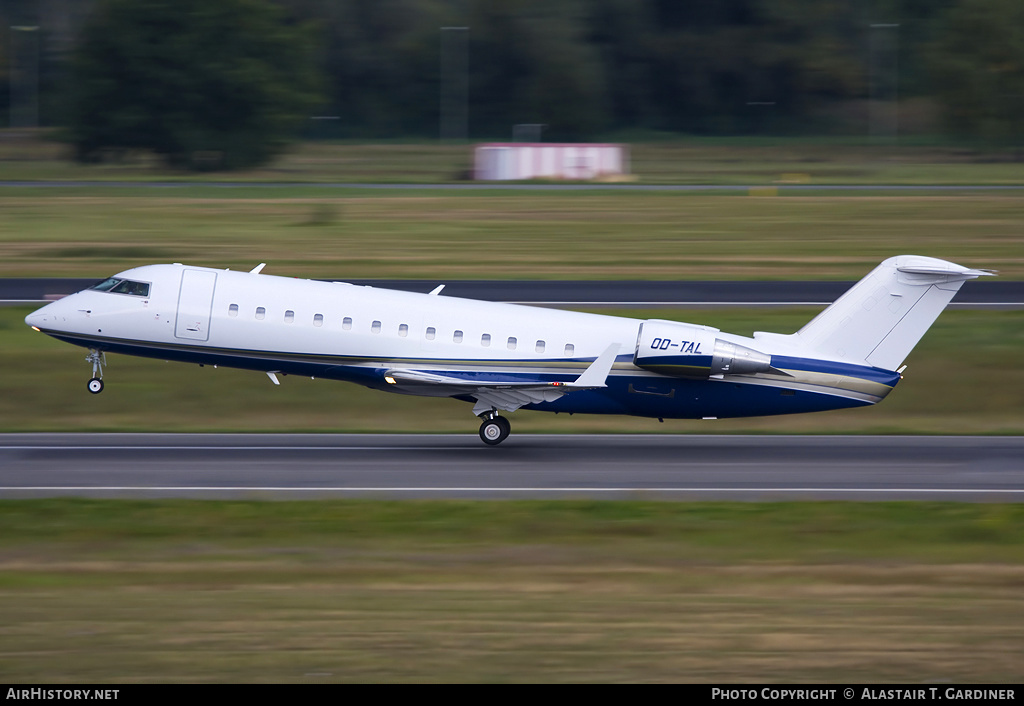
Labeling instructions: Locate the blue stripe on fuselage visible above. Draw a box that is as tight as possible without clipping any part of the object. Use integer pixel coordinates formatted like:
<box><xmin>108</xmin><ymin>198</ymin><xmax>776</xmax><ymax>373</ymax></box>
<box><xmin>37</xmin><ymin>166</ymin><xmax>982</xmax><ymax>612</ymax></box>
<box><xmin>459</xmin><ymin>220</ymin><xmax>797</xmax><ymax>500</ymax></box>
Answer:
<box><xmin>770</xmin><ymin>355</ymin><xmax>901</xmax><ymax>387</ymax></box>
<box><xmin>45</xmin><ymin>332</ymin><xmax>893</xmax><ymax>419</ymax></box>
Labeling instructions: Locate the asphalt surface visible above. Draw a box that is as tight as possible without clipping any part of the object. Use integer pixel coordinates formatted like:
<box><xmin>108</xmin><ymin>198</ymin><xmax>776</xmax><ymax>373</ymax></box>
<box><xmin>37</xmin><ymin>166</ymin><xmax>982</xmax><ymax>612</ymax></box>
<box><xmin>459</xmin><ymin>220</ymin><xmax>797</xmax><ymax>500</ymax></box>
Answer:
<box><xmin>3</xmin><ymin>278</ymin><xmax>1021</xmax><ymax>307</ymax></box>
<box><xmin>2</xmin><ymin>433</ymin><xmax>1022</xmax><ymax>501</ymax></box>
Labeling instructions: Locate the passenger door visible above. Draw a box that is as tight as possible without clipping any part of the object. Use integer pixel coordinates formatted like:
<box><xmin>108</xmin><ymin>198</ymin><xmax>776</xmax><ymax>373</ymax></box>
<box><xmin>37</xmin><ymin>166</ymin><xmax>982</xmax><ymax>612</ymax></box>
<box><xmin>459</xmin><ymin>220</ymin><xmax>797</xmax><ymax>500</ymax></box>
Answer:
<box><xmin>174</xmin><ymin>269</ymin><xmax>217</xmax><ymax>341</ymax></box>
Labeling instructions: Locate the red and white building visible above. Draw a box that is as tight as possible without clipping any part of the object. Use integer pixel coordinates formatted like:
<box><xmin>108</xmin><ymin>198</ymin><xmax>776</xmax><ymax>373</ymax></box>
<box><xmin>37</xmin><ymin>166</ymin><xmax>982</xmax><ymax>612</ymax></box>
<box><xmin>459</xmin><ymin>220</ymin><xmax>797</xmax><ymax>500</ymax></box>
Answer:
<box><xmin>473</xmin><ymin>143</ymin><xmax>629</xmax><ymax>181</ymax></box>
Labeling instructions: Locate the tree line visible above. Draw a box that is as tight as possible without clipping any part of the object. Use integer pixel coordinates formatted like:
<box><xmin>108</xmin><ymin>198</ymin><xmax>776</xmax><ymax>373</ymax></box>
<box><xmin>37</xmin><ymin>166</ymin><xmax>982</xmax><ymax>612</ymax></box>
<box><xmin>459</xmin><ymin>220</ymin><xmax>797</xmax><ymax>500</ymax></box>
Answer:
<box><xmin>1</xmin><ymin>0</ymin><xmax>1020</xmax><ymax>169</ymax></box>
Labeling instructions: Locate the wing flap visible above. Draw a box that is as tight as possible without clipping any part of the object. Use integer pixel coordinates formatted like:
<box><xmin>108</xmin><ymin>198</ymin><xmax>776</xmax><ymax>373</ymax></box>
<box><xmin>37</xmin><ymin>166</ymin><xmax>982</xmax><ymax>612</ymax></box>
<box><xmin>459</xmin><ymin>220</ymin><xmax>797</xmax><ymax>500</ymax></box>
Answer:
<box><xmin>384</xmin><ymin>343</ymin><xmax>622</xmax><ymax>414</ymax></box>
<box><xmin>472</xmin><ymin>387</ymin><xmax>566</xmax><ymax>415</ymax></box>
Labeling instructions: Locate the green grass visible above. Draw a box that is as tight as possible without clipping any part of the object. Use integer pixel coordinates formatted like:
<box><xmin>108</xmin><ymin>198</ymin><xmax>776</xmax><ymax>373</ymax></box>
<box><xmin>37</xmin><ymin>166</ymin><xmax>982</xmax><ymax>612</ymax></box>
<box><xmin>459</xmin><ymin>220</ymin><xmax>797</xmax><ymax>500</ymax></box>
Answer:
<box><xmin>0</xmin><ymin>500</ymin><xmax>1022</xmax><ymax>682</ymax></box>
<box><xmin>0</xmin><ymin>189</ymin><xmax>1020</xmax><ymax>279</ymax></box>
<box><xmin>5</xmin><ymin>306</ymin><xmax>1023</xmax><ymax>435</ymax></box>
<box><xmin>2</xmin><ymin>137</ymin><xmax>1020</xmax><ymax>280</ymax></box>
<box><xmin>6</xmin><ymin>500</ymin><xmax>1024</xmax><ymax>561</ymax></box>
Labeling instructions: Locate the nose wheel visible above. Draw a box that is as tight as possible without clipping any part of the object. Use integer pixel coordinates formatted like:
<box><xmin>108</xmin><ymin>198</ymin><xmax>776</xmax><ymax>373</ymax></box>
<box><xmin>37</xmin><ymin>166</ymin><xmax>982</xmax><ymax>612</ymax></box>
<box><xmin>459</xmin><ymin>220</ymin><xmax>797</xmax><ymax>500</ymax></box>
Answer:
<box><xmin>478</xmin><ymin>413</ymin><xmax>511</xmax><ymax>446</ymax></box>
<box><xmin>86</xmin><ymin>349</ymin><xmax>106</xmax><ymax>394</ymax></box>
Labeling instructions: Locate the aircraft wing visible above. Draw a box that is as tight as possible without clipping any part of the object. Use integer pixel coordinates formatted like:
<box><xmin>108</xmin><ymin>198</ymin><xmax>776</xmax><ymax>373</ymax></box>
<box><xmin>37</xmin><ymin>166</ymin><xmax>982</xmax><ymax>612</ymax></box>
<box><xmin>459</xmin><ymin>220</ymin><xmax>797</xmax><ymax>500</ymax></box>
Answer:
<box><xmin>384</xmin><ymin>343</ymin><xmax>620</xmax><ymax>415</ymax></box>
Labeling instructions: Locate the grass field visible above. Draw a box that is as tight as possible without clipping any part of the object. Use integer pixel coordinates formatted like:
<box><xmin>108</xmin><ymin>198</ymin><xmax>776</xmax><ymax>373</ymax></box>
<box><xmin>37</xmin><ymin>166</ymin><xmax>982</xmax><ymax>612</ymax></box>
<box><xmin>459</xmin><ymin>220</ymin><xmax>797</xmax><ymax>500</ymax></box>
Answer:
<box><xmin>0</xmin><ymin>189</ymin><xmax>1020</xmax><ymax>279</ymax></box>
<box><xmin>1</xmin><ymin>135</ymin><xmax>1021</xmax><ymax>279</ymax></box>
<box><xmin>1</xmin><ymin>500</ymin><xmax>1022</xmax><ymax>683</ymax></box>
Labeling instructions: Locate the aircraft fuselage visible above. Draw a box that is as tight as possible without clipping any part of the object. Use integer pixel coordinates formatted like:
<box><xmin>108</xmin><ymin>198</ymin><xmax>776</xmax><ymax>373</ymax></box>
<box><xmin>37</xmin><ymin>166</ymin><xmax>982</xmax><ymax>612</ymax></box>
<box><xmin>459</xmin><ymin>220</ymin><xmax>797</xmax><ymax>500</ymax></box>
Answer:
<box><xmin>27</xmin><ymin>256</ymin><xmax>988</xmax><ymax>443</ymax></box>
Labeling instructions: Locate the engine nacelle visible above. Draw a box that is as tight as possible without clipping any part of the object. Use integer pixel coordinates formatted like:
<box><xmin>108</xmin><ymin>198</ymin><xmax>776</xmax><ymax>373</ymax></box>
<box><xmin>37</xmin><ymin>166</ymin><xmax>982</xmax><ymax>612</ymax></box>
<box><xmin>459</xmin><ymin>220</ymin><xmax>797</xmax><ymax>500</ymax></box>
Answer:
<box><xmin>633</xmin><ymin>319</ymin><xmax>772</xmax><ymax>378</ymax></box>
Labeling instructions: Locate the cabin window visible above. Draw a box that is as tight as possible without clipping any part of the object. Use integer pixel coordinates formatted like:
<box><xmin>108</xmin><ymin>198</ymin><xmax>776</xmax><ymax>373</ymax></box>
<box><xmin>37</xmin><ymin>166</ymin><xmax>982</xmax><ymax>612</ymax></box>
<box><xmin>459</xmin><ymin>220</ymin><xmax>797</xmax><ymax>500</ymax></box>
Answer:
<box><xmin>481</xmin><ymin>333</ymin><xmax>491</xmax><ymax>347</ymax></box>
<box><xmin>313</xmin><ymin>313</ymin><xmax>324</xmax><ymax>327</ymax></box>
<box><xmin>564</xmin><ymin>343</ymin><xmax>575</xmax><ymax>356</ymax></box>
<box><xmin>228</xmin><ymin>304</ymin><xmax>239</xmax><ymax>317</ymax></box>
<box><xmin>398</xmin><ymin>324</ymin><xmax>409</xmax><ymax>337</ymax></box>
<box><xmin>507</xmin><ymin>337</ymin><xmax>517</xmax><ymax>350</ymax></box>
<box><xmin>284</xmin><ymin>310</ymin><xmax>295</xmax><ymax>324</ymax></box>
<box><xmin>536</xmin><ymin>340</ymin><xmax>546</xmax><ymax>354</ymax></box>
<box><xmin>425</xmin><ymin>327</ymin><xmax>436</xmax><ymax>341</ymax></box>
<box><xmin>342</xmin><ymin>317</ymin><xmax>352</xmax><ymax>330</ymax></box>
<box><xmin>372</xmin><ymin>320</ymin><xmax>382</xmax><ymax>334</ymax></box>
<box><xmin>255</xmin><ymin>307</ymin><xmax>266</xmax><ymax>321</ymax></box>
<box><xmin>454</xmin><ymin>330</ymin><xmax>464</xmax><ymax>344</ymax></box>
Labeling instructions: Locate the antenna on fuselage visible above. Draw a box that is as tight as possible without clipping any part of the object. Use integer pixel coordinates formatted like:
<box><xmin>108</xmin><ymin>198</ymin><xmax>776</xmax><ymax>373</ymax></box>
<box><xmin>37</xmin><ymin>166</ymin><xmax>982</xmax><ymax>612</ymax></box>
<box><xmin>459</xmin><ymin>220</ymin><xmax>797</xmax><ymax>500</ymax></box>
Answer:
<box><xmin>250</xmin><ymin>263</ymin><xmax>267</xmax><ymax>274</ymax></box>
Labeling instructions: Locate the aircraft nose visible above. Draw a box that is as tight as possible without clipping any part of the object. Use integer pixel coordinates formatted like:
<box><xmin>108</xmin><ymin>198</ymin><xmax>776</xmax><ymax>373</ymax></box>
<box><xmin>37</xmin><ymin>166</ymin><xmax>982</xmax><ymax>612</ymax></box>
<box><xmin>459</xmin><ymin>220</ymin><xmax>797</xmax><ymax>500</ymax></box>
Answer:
<box><xmin>25</xmin><ymin>306</ymin><xmax>48</xmax><ymax>330</ymax></box>
<box><xmin>25</xmin><ymin>299</ymin><xmax>65</xmax><ymax>331</ymax></box>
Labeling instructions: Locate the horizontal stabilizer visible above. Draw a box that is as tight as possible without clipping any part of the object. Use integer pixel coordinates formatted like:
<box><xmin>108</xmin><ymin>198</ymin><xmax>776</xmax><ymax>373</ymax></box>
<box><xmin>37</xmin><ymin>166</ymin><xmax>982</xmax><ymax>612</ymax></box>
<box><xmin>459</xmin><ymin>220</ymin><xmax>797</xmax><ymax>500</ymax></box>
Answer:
<box><xmin>896</xmin><ymin>263</ymin><xmax>995</xmax><ymax>278</ymax></box>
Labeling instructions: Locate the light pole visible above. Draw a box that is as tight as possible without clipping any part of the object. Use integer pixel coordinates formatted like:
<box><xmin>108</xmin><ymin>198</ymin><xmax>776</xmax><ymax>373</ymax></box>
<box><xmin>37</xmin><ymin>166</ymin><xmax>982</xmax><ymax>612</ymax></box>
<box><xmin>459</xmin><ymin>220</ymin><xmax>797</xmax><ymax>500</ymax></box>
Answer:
<box><xmin>10</xmin><ymin>25</ymin><xmax>40</xmax><ymax>130</ymax></box>
<box><xmin>869</xmin><ymin>23</ymin><xmax>899</xmax><ymax>143</ymax></box>
<box><xmin>440</xmin><ymin>26</ymin><xmax>468</xmax><ymax>141</ymax></box>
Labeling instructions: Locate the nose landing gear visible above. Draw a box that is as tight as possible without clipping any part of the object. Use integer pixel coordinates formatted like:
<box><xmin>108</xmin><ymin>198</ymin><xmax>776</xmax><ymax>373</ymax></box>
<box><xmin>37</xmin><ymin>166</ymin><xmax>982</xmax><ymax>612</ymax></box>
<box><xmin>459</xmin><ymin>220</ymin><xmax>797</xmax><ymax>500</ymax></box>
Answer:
<box><xmin>86</xmin><ymin>349</ymin><xmax>106</xmax><ymax>394</ymax></box>
<box><xmin>478</xmin><ymin>411</ymin><xmax>511</xmax><ymax>446</ymax></box>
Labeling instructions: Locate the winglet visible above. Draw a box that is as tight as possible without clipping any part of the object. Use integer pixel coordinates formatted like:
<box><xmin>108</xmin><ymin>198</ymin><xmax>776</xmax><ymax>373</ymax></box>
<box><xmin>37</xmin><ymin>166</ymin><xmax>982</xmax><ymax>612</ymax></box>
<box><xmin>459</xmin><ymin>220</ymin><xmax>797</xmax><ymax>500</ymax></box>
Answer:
<box><xmin>568</xmin><ymin>343</ymin><xmax>620</xmax><ymax>388</ymax></box>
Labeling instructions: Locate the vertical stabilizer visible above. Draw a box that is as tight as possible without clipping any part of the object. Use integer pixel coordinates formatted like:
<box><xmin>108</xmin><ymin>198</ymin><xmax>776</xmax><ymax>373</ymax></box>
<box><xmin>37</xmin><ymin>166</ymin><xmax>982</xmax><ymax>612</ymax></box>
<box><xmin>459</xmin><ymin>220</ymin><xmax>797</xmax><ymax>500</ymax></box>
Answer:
<box><xmin>795</xmin><ymin>256</ymin><xmax>993</xmax><ymax>370</ymax></box>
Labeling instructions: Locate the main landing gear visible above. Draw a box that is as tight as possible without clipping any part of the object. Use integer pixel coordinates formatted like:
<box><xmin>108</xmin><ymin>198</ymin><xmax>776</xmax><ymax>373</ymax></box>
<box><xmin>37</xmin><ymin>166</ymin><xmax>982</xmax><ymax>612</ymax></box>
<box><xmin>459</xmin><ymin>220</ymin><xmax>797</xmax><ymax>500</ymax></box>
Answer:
<box><xmin>478</xmin><ymin>411</ymin><xmax>511</xmax><ymax>446</ymax></box>
<box><xmin>86</xmin><ymin>349</ymin><xmax>106</xmax><ymax>394</ymax></box>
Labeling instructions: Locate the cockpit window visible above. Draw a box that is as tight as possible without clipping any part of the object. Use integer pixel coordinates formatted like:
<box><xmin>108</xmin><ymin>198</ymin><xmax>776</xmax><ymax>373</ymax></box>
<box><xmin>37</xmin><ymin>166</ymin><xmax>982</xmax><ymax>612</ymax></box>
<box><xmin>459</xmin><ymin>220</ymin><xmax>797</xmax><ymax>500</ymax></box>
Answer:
<box><xmin>91</xmin><ymin>278</ymin><xmax>150</xmax><ymax>297</ymax></box>
<box><xmin>91</xmin><ymin>278</ymin><xmax>121</xmax><ymax>292</ymax></box>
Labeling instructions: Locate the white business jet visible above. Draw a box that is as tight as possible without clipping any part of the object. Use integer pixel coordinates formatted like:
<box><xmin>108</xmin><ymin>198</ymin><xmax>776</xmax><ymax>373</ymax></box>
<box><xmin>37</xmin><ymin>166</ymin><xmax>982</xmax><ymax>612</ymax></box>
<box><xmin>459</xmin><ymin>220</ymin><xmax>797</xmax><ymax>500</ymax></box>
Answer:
<box><xmin>25</xmin><ymin>255</ymin><xmax>991</xmax><ymax>445</ymax></box>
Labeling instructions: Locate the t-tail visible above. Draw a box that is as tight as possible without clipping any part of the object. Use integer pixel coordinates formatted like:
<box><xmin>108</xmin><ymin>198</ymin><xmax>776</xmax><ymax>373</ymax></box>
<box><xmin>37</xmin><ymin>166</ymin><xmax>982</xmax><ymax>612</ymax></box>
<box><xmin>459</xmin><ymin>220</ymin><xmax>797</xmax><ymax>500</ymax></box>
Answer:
<box><xmin>793</xmin><ymin>255</ymin><xmax>994</xmax><ymax>370</ymax></box>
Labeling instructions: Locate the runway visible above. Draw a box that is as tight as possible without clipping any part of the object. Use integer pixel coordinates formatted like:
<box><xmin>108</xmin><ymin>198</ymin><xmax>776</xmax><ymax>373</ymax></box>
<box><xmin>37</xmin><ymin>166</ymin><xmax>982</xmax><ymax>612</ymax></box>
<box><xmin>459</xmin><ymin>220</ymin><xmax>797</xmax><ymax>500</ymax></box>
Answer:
<box><xmin>1</xmin><ymin>433</ymin><xmax>1022</xmax><ymax>501</ymax></box>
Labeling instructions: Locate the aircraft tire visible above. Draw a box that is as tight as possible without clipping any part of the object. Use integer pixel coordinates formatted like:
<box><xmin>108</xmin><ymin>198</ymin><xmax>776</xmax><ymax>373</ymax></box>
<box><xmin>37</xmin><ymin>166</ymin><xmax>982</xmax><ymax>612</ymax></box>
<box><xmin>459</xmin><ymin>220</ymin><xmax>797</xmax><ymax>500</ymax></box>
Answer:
<box><xmin>479</xmin><ymin>417</ymin><xmax>510</xmax><ymax>445</ymax></box>
<box><xmin>87</xmin><ymin>378</ymin><xmax>104</xmax><ymax>394</ymax></box>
